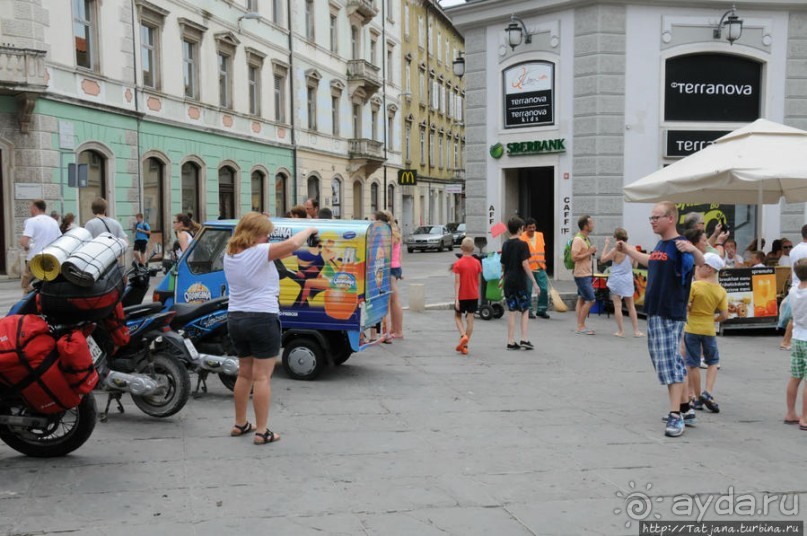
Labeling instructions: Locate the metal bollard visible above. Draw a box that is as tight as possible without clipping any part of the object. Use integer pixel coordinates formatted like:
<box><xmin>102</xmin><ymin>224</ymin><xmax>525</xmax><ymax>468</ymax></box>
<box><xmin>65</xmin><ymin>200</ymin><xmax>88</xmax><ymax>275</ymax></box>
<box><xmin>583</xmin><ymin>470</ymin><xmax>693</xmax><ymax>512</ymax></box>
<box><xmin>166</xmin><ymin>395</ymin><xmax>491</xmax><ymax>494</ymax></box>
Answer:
<box><xmin>409</xmin><ymin>283</ymin><xmax>426</xmax><ymax>312</ymax></box>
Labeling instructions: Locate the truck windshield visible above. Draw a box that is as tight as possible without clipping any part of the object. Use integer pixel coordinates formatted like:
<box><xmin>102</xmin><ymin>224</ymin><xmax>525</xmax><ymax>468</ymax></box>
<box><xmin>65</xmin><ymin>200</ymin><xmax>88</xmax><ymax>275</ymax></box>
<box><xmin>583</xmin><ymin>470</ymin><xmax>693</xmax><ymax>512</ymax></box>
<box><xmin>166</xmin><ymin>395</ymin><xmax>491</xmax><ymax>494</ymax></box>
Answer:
<box><xmin>186</xmin><ymin>228</ymin><xmax>231</xmax><ymax>275</ymax></box>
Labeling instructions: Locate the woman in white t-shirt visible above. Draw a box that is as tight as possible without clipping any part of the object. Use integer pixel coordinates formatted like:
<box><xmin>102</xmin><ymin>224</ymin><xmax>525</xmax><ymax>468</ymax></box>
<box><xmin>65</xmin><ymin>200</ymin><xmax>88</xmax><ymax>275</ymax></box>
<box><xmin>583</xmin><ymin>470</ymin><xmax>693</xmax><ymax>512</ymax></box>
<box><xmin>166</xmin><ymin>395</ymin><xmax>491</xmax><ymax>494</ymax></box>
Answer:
<box><xmin>224</xmin><ymin>212</ymin><xmax>317</xmax><ymax>445</ymax></box>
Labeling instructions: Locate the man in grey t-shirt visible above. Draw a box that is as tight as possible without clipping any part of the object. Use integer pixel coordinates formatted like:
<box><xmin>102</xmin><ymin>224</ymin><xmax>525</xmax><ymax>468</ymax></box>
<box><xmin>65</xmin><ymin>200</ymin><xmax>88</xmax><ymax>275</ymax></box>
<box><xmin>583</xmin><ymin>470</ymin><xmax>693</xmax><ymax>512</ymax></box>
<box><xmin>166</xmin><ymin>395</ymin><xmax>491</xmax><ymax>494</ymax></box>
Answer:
<box><xmin>84</xmin><ymin>197</ymin><xmax>129</xmax><ymax>244</ymax></box>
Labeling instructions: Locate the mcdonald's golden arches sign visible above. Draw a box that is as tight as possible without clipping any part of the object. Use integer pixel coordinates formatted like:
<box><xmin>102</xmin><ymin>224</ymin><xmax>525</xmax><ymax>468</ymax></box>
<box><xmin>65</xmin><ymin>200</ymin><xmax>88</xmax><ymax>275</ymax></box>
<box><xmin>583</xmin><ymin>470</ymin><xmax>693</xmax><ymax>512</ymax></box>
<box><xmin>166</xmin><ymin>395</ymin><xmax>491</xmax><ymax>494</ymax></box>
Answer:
<box><xmin>397</xmin><ymin>169</ymin><xmax>417</xmax><ymax>186</ymax></box>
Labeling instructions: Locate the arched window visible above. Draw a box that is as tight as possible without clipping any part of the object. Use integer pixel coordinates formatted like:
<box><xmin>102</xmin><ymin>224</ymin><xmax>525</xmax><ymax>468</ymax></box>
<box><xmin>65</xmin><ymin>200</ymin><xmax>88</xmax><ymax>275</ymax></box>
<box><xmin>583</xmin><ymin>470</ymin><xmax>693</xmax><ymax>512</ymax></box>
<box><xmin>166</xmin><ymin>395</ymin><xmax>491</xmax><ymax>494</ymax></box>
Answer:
<box><xmin>78</xmin><ymin>150</ymin><xmax>106</xmax><ymax>223</ymax></box>
<box><xmin>219</xmin><ymin>166</ymin><xmax>236</xmax><ymax>219</ymax></box>
<box><xmin>307</xmin><ymin>175</ymin><xmax>320</xmax><ymax>204</ymax></box>
<box><xmin>251</xmin><ymin>170</ymin><xmax>265</xmax><ymax>212</ymax></box>
<box><xmin>387</xmin><ymin>184</ymin><xmax>394</xmax><ymax>212</ymax></box>
<box><xmin>143</xmin><ymin>157</ymin><xmax>165</xmax><ymax>241</ymax></box>
<box><xmin>332</xmin><ymin>177</ymin><xmax>342</xmax><ymax>219</ymax></box>
<box><xmin>370</xmin><ymin>182</ymin><xmax>379</xmax><ymax>213</ymax></box>
<box><xmin>353</xmin><ymin>180</ymin><xmax>363</xmax><ymax>219</ymax></box>
<box><xmin>181</xmin><ymin>162</ymin><xmax>201</xmax><ymax>220</ymax></box>
<box><xmin>275</xmin><ymin>172</ymin><xmax>287</xmax><ymax>216</ymax></box>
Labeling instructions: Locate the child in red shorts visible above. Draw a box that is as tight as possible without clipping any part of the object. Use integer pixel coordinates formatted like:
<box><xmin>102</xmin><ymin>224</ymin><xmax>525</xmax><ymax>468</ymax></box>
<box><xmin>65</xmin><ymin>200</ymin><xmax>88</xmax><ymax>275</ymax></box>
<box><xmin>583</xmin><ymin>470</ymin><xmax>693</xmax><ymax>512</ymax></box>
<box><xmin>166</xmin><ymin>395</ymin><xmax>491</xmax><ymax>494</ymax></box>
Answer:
<box><xmin>452</xmin><ymin>237</ymin><xmax>482</xmax><ymax>355</ymax></box>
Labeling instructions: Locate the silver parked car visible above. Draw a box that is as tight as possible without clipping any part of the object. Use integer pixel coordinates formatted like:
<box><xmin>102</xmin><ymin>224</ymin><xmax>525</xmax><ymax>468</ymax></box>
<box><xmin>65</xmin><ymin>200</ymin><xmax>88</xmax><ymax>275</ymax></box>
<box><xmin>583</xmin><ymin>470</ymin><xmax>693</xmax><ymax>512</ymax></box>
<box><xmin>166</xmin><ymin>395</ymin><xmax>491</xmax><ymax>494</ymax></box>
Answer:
<box><xmin>406</xmin><ymin>225</ymin><xmax>454</xmax><ymax>253</ymax></box>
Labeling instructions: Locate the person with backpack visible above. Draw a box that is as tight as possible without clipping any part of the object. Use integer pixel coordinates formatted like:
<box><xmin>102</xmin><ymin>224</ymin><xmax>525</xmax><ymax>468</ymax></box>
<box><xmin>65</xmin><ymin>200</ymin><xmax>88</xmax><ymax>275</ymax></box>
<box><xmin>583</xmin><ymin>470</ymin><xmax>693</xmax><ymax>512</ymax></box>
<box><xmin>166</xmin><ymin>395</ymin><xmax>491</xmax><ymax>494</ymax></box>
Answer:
<box><xmin>571</xmin><ymin>215</ymin><xmax>597</xmax><ymax>335</ymax></box>
<box><xmin>83</xmin><ymin>197</ymin><xmax>129</xmax><ymax>244</ymax></box>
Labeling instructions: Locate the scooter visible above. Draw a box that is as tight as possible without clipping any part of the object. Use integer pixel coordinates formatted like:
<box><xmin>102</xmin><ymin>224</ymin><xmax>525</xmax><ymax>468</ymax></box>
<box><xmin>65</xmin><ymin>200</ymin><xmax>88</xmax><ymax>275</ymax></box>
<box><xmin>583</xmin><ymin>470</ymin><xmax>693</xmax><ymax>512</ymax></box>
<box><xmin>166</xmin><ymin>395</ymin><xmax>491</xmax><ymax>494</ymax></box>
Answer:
<box><xmin>166</xmin><ymin>296</ymin><xmax>239</xmax><ymax>395</ymax></box>
<box><xmin>121</xmin><ymin>258</ymin><xmax>161</xmax><ymax>308</ymax></box>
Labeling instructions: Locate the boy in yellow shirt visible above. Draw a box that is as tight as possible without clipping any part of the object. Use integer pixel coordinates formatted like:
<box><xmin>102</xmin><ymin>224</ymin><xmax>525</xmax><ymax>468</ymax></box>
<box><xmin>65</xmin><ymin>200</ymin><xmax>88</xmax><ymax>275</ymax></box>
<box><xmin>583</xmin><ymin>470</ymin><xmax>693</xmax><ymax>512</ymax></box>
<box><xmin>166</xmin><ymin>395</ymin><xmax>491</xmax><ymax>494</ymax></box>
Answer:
<box><xmin>685</xmin><ymin>252</ymin><xmax>729</xmax><ymax>418</ymax></box>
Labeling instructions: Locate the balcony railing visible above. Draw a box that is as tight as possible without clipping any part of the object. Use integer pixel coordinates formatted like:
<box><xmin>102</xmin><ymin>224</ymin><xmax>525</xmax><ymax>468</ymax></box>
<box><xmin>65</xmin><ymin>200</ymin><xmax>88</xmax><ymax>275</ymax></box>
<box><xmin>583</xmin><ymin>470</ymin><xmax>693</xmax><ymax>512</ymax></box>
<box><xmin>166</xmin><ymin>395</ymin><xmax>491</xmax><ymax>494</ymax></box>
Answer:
<box><xmin>346</xmin><ymin>0</ymin><xmax>378</xmax><ymax>24</ymax></box>
<box><xmin>0</xmin><ymin>46</ymin><xmax>47</xmax><ymax>91</ymax></box>
<box><xmin>349</xmin><ymin>138</ymin><xmax>385</xmax><ymax>160</ymax></box>
<box><xmin>348</xmin><ymin>138</ymin><xmax>385</xmax><ymax>175</ymax></box>
<box><xmin>347</xmin><ymin>59</ymin><xmax>381</xmax><ymax>101</ymax></box>
<box><xmin>0</xmin><ymin>46</ymin><xmax>47</xmax><ymax>132</ymax></box>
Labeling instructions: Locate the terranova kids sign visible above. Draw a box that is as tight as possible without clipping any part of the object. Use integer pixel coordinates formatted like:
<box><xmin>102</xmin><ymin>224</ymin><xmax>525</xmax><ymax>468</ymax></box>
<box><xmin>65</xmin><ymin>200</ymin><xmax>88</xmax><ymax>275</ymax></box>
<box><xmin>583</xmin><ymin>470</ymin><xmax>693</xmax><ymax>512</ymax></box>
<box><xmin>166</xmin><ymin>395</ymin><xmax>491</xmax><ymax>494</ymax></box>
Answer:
<box><xmin>503</xmin><ymin>61</ymin><xmax>554</xmax><ymax>128</ymax></box>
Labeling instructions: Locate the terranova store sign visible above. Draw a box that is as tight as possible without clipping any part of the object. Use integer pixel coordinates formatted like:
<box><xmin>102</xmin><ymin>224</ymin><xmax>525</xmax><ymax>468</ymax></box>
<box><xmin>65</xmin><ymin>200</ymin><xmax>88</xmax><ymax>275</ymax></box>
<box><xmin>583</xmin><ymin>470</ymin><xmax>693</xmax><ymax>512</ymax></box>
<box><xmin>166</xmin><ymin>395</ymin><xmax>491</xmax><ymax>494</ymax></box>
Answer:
<box><xmin>503</xmin><ymin>61</ymin><xmax>554</xmax><ymax>128</ymax></box>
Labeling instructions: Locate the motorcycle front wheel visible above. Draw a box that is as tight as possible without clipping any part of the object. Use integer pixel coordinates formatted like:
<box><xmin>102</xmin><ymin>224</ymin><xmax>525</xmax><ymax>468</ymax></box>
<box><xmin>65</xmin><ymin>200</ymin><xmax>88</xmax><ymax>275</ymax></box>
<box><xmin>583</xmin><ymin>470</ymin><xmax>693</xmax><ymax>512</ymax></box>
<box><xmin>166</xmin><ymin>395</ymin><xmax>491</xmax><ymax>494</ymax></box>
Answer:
<box><xmin>131</xmin><ymin>354</ymin><xmax>191</xmax><ymax>418</ymax></box>
<box><xmin>0</xmin><ymin>395</ymin><xmax>97</xmax><ymax>458</ymax></box>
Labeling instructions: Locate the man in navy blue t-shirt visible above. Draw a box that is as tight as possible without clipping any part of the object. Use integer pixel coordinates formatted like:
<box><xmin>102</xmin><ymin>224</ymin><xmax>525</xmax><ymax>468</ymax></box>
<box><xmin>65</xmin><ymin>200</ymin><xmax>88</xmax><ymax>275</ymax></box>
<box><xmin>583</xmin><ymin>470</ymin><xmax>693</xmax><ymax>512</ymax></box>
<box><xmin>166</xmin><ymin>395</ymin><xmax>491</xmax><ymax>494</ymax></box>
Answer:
<box><xmin>618</xmin><ymin>201</ymin><xmax>704</xmax><ymax>438</ymax></box>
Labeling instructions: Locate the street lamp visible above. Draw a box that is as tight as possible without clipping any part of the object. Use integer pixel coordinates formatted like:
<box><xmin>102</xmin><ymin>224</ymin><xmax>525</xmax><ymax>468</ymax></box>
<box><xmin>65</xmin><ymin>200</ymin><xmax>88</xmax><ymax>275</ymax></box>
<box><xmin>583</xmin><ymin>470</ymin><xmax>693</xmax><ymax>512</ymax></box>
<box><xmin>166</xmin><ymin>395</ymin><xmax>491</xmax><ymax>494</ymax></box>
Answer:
<box><xmin>452</xmin><ymin>52</ymin><xmax>465</xmax><ymax>78</ymax></box>
<box><xmin>505</xmin><ymin>15</ymin><xmax>532</xmax><ymax>50</ymax></box>
<box><xmin>713</xmin><ymin>5</ymin><xmax>743</xmax><ymax>45</ymax></box>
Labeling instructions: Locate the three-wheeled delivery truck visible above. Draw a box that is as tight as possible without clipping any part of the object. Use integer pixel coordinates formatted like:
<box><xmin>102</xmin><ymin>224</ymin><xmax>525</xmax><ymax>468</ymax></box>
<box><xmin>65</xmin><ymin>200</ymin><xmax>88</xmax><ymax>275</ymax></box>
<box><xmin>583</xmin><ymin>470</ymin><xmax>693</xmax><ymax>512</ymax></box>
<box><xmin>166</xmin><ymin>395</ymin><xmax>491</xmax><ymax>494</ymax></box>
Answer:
<box><xmin>154</xmin><ymin>218</ymin><xmax>392</xmax><ymax>380</ymax></box>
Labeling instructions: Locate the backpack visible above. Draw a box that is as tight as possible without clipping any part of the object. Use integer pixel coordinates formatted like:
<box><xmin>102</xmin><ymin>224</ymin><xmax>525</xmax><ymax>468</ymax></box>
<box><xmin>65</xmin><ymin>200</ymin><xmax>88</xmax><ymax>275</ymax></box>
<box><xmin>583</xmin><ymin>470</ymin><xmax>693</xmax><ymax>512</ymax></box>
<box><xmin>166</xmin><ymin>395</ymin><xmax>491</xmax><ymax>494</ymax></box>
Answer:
<box><xmin>563</xmin><ymin>237</ymin><xmax>576</xmax><ymax>270</ymax></box>
<box><xmin>0</xmin><ymin>315</ymin><xmax>84</xmax><ymax>414</ymax></box>
<box><xmin>563</xmin><ymin>233</ymin><xmax>589</xmax><ymax>270</ymax></box>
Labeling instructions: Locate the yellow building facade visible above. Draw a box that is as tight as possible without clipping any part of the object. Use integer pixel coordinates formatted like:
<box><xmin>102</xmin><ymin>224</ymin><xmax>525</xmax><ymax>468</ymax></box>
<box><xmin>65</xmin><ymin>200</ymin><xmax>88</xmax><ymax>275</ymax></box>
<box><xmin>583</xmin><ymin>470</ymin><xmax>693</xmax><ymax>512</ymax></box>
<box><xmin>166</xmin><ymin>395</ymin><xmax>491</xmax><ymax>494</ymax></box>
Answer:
<box><xmin>398</xmin><ymin>0</ymin><xmax>465</xmax><ymax>237</ymax></box>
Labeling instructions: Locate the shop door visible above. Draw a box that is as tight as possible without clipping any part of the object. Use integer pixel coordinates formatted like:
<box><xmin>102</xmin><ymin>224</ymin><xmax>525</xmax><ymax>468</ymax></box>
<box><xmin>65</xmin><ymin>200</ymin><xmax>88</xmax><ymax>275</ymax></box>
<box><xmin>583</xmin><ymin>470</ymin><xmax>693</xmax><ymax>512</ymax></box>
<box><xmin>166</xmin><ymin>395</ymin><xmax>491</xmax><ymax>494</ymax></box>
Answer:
<box><xmin>518</xmin><ymin>167</ymin><xmax>555</xmax><ymax>275</ymax></box>
<box><xmin>0</xmin><ymin>150</ymin><xmax>5</xmax><ymax>274</ymax></box>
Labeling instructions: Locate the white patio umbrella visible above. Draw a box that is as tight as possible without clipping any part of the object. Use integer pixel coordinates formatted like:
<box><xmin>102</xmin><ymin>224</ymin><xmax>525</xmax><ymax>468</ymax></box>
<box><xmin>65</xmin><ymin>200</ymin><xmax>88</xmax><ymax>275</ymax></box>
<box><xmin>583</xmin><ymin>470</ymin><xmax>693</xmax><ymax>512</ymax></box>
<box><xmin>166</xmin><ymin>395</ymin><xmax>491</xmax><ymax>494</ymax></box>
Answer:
<box><xmin>623</xmin><ymin>118</ymin><xmax>807</xmax><ymax>239</ymax></box>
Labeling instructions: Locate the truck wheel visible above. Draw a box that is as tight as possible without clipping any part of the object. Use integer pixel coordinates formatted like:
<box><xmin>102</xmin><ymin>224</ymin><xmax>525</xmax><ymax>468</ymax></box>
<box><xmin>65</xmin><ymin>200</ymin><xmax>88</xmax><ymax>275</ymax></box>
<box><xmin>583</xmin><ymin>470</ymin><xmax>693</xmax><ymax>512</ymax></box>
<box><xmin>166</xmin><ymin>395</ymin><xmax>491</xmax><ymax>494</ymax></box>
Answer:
<box><xmin>479</xmin><ymin>305</ymin><xmax>493</xmax><ymax>321</ymax></box>
<box><xmin>282</xmin><ymin>338</ymin><xmax>325</xmax><ymax>381</ymax></box>
<box><xmin>492</xmin><ymin>303</ymin><xmax>505</xmax><ymax>319</ymax></box>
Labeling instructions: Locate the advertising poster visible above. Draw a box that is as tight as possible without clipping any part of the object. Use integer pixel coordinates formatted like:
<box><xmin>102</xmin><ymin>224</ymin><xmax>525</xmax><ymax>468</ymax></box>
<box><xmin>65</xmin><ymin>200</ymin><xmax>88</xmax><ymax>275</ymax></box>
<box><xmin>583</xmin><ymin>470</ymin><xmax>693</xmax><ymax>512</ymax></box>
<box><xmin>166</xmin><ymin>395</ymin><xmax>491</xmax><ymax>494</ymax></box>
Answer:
<box><xmin>676</xmin><ymin>203</ymin><xmax>735</xmax><ymax>235</ymax></box>
<box><xmin>718</xmin><ymin>267</ymin><xmax>778</xmax><ymax>326</ymax></box>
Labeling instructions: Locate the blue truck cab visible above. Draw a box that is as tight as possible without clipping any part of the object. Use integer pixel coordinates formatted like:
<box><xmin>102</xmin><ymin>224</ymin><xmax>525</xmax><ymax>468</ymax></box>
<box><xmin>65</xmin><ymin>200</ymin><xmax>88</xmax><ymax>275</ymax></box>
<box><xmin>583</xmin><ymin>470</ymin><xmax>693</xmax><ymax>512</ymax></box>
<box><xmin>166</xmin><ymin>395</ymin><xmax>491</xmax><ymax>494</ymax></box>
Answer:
<box><xmin>155</xmin><ymin>218</ymin><xmax>392</xmax><ymax>380</ymax></box>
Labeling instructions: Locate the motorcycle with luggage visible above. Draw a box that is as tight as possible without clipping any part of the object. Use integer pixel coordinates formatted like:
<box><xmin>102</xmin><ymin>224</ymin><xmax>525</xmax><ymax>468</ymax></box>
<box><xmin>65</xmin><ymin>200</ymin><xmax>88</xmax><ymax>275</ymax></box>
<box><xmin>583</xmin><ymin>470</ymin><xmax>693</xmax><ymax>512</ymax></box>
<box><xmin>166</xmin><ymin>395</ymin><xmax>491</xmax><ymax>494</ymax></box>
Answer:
<box><xmin>9</xmin><ymin>264</ymin><xmax>191</xmax><ymax>421</ymax></box>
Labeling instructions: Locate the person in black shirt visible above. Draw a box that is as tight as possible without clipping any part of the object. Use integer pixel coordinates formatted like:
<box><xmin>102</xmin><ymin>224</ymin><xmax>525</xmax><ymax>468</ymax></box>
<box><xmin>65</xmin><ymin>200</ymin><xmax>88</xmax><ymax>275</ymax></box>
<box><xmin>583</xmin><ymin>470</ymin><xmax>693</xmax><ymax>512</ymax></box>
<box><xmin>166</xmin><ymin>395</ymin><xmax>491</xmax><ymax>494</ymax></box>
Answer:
<box><xmin>500</xmin><ymin>217</ymin><xmax>540</xmax><ymax>351</ymax></box>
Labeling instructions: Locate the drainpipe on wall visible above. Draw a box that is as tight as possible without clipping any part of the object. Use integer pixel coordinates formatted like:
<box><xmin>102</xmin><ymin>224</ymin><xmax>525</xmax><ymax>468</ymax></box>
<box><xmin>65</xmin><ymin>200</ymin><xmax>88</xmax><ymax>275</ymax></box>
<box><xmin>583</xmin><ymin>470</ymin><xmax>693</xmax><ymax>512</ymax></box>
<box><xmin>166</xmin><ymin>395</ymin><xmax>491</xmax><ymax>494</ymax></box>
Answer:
<box><xmin>287</xmin><ymin>0</ymin><xmax>298</xmax><ymax>207</ymax></box>
<box><xmin>381</xmin><ymin>0</ymin><xmax>388</xmax><ymax>211</ymax></box>
<box><xmin>130</xmin><ymin>0</ymin><xmax>144</xmax><ymax>245</ymax></box>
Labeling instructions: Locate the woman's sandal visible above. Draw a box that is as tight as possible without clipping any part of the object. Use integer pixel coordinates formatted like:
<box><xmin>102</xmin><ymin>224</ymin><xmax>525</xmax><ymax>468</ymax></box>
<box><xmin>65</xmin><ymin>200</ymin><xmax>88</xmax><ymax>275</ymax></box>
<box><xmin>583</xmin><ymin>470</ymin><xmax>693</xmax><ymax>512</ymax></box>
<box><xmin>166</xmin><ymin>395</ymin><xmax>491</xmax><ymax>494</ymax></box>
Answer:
<box><xmin>231</xmin><ymin>422</ymin><xmax>255</xmax><ymax>436</ymax></box>
<box><xmin>254</xmin><ymin>429</ymin><xmax>281</xmax><ymax>445</ymax></box>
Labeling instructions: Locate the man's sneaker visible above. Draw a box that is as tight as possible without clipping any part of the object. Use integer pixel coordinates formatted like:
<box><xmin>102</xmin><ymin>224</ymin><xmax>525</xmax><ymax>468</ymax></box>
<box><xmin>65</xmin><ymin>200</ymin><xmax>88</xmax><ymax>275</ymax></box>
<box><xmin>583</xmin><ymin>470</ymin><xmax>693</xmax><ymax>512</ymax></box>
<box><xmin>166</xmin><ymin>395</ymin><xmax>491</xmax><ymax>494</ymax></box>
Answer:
<box><xmin>506</xmin><ymin>343</ymin><xmax>521</xmax><ymax>350</ymax></box>
<box><xmin>683</xmin><ymin>409</ymin><xmax>697</xmax><ymax>426</ymax></box>
<box><xmin>699</xmin><ymin>391</ymin><xmax>720</xmax><ymax>413</ymax></box>
<box><xmin>665</xmin><ymin>413</ymin><xmax>685</xmax><ymax>437</ymax></box>
<box><xmin>461</xmin><ymin>346</ymin><xmax>469</xmax><ymax>355</ymax></box>
<box><xmin>699</xmin><ymin>358</ymin><xmax>707</xmax><ymax>369</ymax></box>
<box><xmin>537</xmin><ymin>312</ymin><xmax>550</xmax><ymax>319</ymax></box>
<box><xmin>528</xmin><ymin>312</ymin><xmax>537</xmax><ymax>319</ymax></box>
<box><xmin>691</xmin><ymin>398</ymin><xmax>705</xmax><ymax>411</ymax></box>
<box><xmin>520</xmin><ymin>340</ymin><xmax>534</xmax><ymax>350</ymax></box>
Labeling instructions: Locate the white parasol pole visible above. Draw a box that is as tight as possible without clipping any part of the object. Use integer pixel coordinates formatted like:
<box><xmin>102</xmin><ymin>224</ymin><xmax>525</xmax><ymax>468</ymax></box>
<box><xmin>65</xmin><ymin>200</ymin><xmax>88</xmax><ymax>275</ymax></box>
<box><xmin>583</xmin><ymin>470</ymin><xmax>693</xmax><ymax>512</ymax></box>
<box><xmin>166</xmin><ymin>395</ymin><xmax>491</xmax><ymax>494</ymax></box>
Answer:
<box><xmin>756</xmin><ymin>181</ymin><xmax>764</xmax><ymax>250</ymax></box>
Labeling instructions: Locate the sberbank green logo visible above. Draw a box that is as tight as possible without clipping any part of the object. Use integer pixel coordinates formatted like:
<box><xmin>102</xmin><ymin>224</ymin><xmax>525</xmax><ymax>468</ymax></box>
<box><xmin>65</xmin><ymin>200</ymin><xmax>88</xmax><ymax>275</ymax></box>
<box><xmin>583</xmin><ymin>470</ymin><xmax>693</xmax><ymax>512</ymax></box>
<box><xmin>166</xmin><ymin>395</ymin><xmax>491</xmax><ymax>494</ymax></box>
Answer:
<box><xmin>489</xmin><ymin>143</ymin><xmax>504</xmax><ymax>159</ymax></box>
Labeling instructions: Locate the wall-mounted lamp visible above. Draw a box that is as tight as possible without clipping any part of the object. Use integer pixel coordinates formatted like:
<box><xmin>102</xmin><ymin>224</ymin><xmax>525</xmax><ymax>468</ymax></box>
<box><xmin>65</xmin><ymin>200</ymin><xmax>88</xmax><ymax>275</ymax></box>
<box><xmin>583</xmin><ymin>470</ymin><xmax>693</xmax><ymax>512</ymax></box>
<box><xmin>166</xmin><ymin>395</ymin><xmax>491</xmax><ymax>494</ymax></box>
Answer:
<box><xmin>238</xmin><ymin>11</ymin><xmax>261</xmax><ymax>31</ymax></box>
<box><xmin>452</xmin><ymin>52</ymin><xmax>465</xmax><ymax>78</ymax></box>
<box><xmin>713</xmin><ymin>4</ymin><xmax>743</xmax><ymax>45</ymax></box>
<box><xmin>505</xmin><ymin>15</ymin><xmax>533</xmax><ymax>51</ymax></box>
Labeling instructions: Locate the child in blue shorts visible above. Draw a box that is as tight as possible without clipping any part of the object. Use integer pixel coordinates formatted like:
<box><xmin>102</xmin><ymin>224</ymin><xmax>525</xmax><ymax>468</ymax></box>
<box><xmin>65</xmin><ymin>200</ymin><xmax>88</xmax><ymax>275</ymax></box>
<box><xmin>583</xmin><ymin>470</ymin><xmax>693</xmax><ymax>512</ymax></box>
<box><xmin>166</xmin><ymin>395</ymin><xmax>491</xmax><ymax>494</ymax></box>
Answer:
<box><xmin>684</xmin><ymin>252</ymin><xmax>728</xmax><ymax>415</ymax></box>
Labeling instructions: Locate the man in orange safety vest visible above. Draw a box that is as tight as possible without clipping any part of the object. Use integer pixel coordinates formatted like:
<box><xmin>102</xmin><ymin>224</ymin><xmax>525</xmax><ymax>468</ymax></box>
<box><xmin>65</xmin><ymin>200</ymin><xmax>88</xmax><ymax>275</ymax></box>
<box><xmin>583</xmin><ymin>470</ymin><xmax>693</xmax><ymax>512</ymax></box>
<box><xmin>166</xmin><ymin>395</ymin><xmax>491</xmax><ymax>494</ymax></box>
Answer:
<box><xmin>520</xmin><ymin>218</ymin><xmax>550</xmax><ymax>319</ymax></box>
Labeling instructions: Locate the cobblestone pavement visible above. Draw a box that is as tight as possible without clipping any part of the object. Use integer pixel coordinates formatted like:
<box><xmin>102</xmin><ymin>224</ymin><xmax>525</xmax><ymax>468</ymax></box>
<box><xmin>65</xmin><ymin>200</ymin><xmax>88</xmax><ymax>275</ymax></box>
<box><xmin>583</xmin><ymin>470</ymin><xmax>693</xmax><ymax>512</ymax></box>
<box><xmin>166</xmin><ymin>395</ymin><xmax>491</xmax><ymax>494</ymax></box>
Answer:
<box><xmin>0</xmin><ymin>254</ymin><xmax>804</xmax><ymax>535</ymax></box>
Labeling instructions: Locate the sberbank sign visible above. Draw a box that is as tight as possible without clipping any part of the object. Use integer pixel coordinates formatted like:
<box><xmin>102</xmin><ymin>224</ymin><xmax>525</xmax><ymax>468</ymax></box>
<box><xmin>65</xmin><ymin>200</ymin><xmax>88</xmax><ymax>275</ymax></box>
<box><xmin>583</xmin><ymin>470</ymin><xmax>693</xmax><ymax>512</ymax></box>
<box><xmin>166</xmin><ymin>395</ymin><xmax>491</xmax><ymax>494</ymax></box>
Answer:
<box><xmin>489</xmin><ymin>139</ymin><xmax>566</xmax><ymax>159</ymax></box>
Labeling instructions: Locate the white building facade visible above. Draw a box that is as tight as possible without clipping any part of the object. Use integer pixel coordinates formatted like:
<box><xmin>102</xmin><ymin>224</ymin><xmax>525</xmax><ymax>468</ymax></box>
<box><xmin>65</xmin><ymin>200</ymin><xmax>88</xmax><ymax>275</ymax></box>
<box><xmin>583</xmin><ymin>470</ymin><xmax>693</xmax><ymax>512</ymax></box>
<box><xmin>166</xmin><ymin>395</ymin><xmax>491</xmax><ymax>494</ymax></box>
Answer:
<box><xmin>448</xmin><ymin>0</ymin><xmax>807</xmax><ymax>278</ymax></box>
